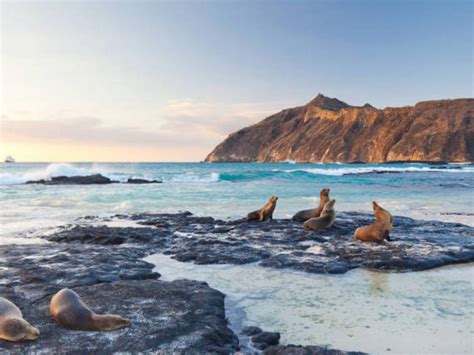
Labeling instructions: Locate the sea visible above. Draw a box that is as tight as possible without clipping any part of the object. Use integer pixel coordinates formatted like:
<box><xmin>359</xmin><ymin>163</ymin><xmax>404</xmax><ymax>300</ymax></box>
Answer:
<box><xmin>1</xmin><ymin>162</ymin><xmax>473</xmax><ymax>353</ymax></box>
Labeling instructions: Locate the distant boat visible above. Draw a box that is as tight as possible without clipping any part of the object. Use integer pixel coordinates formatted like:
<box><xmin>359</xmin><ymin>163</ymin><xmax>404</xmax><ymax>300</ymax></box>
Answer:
<box><xmin>4</xmin><ymin>155</ymin><xmax>15</xmax><ymax>163</ymax></box>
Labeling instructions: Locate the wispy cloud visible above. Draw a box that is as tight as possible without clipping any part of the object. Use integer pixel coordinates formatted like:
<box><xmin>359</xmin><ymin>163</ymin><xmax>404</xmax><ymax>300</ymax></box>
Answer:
<box><xmin>160</xmin><ymin>99</ymin><xmax>289</xmax><ymax>136</ymax></box>
<box><xmin>0</xmin><ymin>115</ymin><xmax>211</xmax><ymax>147</ymax></box>
<box><xmin>1</xmin><ymin>99</ymin><xmax>289</xmax><ymax>146</ymax></box>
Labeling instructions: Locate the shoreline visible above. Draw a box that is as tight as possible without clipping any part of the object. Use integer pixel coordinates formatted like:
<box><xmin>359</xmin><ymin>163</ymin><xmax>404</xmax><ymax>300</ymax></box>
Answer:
<box><xmin>1</xmin><ymin>211</ymin><xmax>473</xmax><ymax>352</ymax></box>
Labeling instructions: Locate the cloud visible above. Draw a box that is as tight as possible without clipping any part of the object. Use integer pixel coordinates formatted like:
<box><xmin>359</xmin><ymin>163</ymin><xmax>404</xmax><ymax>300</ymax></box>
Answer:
<box><xmin>160</xmin><ymin>98</ymin><xmax>288</xmax><ymax>137</ymax></box>
<box><xmin>0</xmin><ymin>114</ymin><xmax>211</xmax><ymax>147</ymax></box>
<box><xmin>0</xmin><ymin>99</ymin><xmax>291</xmax><ymax>154</ymax></box>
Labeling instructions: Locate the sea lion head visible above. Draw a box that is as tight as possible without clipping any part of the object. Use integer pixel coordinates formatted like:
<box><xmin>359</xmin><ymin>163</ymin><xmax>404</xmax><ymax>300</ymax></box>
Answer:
<box><xmin>373</xmin><ymin>201</ymin><xmax>386</xmax><ymax>214</ymax></box>
<box><xmin>320</xmin><ymin>188</ymin><xmax>330</xmax><ymax>198</ymax></box>
<box><xmin>372</xmin><ymin>201</ymin><xmax>389</xmax><ymax>221</ymax></box>
<box><xmin>270</xmin><ymin>196</ymin><xmax>278</xmax><ymax>203</ymax></box>
<box><xmin>95</xmin><ymin>315</ymin><xmax>130</xmax><ymax>331</ymax></box>
<box><xmin>323</xmin><ymin>199</ymin><xmax>336</xmax><ymax>211</ymax></box>
<box><xmin>0</xmin><ymin>317</ymin><xmax>40</xmax><ymax>341</ymax></box>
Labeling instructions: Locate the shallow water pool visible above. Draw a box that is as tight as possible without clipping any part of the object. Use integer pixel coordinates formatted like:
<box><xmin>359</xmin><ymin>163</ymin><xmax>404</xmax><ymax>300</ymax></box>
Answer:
<box><xmin>145</xmin><ymin>254</ymin><xmax>473</xmax><ymax>354</ymax></box>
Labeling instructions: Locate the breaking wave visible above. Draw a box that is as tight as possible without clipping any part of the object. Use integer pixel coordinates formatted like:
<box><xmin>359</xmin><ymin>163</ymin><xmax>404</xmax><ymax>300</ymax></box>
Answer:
<box><xmin>0</xmin><ymin>163</ymin><xmax>129</xmax><ymax>185</ymax></box>
<box><xmin>274</xmin><ymin>166</ymin><xmax>474</xmax><ymax>176</ymax></box>
<box><xmin>168</xmin><ymin>172</ymin><xmax>221</xmax><ymax>183</ymax></box>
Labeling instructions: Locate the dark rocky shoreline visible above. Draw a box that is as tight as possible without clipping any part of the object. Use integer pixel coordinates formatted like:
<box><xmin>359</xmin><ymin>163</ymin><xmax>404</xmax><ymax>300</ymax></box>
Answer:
<box><xmin>1</xmin><ymin>211</ymin><xmax>473</xmax><ymax>353</ymax></box>
<box><xmin>50</xmin><ymin>211</ymin><xmax>474</xmax><ymax>274</ymax></box>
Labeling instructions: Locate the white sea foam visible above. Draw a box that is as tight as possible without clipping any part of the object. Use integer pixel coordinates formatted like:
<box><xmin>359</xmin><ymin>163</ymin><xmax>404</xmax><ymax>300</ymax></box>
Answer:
<box><xmin>275</xmin><ymin>166</ymin><xmax>474</xmax><ymax>176</ymax></box>
<box><xmin>169</xmin><ymin>172</ymin><xmax>220</xmax><ymax>183</ymax></box>
<box><xmin>0</xmin><ymin>163</ymin><xmax>114</xmax><ymax>185</ymax></box>
<box><xmin>0</xmin><ymin>163</ymin><xmax>153</xmax><ymax>185</ymax></box>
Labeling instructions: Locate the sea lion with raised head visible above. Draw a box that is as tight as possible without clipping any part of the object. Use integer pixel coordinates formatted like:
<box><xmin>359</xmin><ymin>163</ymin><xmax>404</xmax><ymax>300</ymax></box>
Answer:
<box><xmin>247</xmin><ymin>196</ymin><xmax>278</xmax><ymax>221</ymax></box>
<box><xmin>0</xmin><ymin>297</ymin><xmax>39</xmax><ymax>342</ymax></box>
<box><xmin>303</xmin><ymin>199</ymin><xmax>336</xmax><ymax>231</ymax></box>
<box><xmin>354</xmin><ymin>201</ymin><xmax>393</xmax><ymax>243</ymax></box>
<box><xmin>50</xmin><ymin>288</ymin><xmax>129</xmax><ymax>331</ymax></box>
<box><xmin>292</xmin><ymin>188</ymin><xmax>330</xmax><ymax>222</ymax></box>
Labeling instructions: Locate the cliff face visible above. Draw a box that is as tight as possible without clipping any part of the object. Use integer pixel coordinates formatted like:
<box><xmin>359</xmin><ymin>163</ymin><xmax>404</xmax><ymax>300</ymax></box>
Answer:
<box><xmin>205</xmin><ymin>94</ymin><xmax>474</xmax><ymax>163</ymax></box>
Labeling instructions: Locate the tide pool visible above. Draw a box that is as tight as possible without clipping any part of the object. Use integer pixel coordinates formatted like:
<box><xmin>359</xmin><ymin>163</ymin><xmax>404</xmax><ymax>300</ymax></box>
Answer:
<box><xmin>145</xmin><ymin>254</ymin><xmax>474</xmax><ymax>354</ymax></box>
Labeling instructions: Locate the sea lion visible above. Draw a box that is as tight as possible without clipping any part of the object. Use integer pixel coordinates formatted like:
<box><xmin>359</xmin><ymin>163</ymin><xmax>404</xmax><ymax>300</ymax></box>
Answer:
<box><xmin>0</xmin><ymin>297</ymin><xmax>39</xmax><ymax>342</ymax></box>
<box><xmin>374</xmin><ymin>201</ymin><xmax>393</xmax><ymax>236</ymax></box>
<box><xmin>354</xmin><ymin>201</ymin><xmax>393</xmax><ymax>243</ymax></box>
<box><xmin>292</xmin><ymin>188</ymin><xmax>330</xmax><ymax>222</ymax></box>
<box><xmin>303</xmin><ymin>199</ymin><xmax>336</xmax><ymax>231</ymax></box>
<box><xmin>50</xmin><ymin>288</ymin><xmax>129</xmax><ymax>331</ymax></box>
<box><xmin>247</xmin><ymin>196</ymin><xmax>278</xmax><ymax>221</ymax></box>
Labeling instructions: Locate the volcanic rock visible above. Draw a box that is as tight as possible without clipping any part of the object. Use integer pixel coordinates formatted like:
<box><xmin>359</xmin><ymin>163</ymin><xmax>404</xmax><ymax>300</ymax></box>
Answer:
<box><xmin>205</xmin><ymin>95</ymin><xmax>473</xmax><ymax>163</ymax></box>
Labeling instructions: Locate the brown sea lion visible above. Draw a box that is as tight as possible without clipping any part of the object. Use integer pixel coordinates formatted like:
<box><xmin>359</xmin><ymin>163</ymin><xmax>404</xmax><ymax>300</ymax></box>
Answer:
<box><xmin>247</xmin><ymin>196</ymin><xmax>278</xmax><ymax>221</ymax></box>
<box><xmin>292</xmin><ymin>188</ymin><xmax>330</xmax><ymax>222</ymax></box>
<box><xmin>50</xmin><ymin>288</ymin><xmax>129</xmax><ymax>331</ymax></box>
<box><xmin>303</xmin><ymin>199</ymin><xmax>336</xmax><ymax>231</ymax></box>
<box><xmin>354</xmin><ymin>201</ymin><xmax>393</xmax><ymax>243</ymax></box>
<box><xmin>0</xmin><ymin>297</ymin><xmax>39</xmax><ymax>342</ymax></box>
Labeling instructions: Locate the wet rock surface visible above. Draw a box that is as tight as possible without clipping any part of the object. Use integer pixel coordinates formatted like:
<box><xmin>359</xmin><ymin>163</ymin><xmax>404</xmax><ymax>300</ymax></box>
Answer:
<box><xmin>127</xmin><ymin>178</ymin><xmax>162</xmax><ymax>184</ymax></box>
<box><xmin>26</xmin><ymin>174</ymin><xmax>115</xmax><ymax>185</ymax></box>
<box><xmin>242</xmin><ymin>326</ymin><xmax>264</xmax><ymax>336</ymax></box>
<box><xmin>0</xmin><ymin>243</ymin><xmax>238</xmax><ymax>353</ymax></box>
<box><xmin>251</xmin><ymin>331</ymin><xmax>281</xmax><ymax>349</ymax></box>
<box><xmin>25</xmin><ymin>174</ymin><xmax>163</xmax><ymax>185</ymax></box>
<box><xmin>264</xmin><ymin>345</ymin><xmax>367</xmax><ymax>355</ymax></box>
<box><xmin>48</xmin><ymin>211</ymin><xmax>474</xmax><ymax>274</ymax></box>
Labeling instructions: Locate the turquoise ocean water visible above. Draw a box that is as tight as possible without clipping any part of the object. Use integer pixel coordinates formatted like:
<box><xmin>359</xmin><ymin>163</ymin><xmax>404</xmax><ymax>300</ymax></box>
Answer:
<box><xmin>1</xmin><ymin>162</ymin><xmax>473</xmax><ymax>240</ymax></box>
<box><xmin>1</xmin><ymin>162</ymin><xmax>473</xmax><ymax>353</ymax></box>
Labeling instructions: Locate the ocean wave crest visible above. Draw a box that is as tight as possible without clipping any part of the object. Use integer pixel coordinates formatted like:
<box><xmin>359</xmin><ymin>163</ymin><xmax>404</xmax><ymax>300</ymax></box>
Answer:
<box><xmin>169</xmin><ymin>172</ymin><xmax>220</xmax><ymax>183</ymax></box>
<box><xmin>0</xmin><ymin>163</ymin><xmax>131</xmax><ymax>185</ymax></box>
<box><xmin>275</xmin><ymin>166</ymin><xmax>474</xmax><ymax>176</ymax></box>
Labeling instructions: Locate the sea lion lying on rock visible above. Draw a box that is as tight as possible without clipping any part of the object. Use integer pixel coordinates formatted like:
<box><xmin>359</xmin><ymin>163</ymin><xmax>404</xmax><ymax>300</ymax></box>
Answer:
<box><xmin>247</xmin><ymin>196</ymin><xmax>278</xmax><ymax>222</ymax></box>
<box><xmin>292</xmin><ymin>188</ymin><xmax>330</xmax><ymax>222</ymax></box>
<box><xmin>50</xmin><ymin>288</ymin><xmax>129</xmax><ymax>331</ymax></box>
<box><xmin>0</xmin><ymin>297</ymin><xmax>39</xmax><ymax>342</ymax></box>
<box><xmin>354</xmin><ymin>201</ymin><xmax>393</xmax><ymax>243</ymax></box>
<box><xmin>303</xmin><ymin>199</ymin><xmax>336</xmax><ymax>231</ymax></box>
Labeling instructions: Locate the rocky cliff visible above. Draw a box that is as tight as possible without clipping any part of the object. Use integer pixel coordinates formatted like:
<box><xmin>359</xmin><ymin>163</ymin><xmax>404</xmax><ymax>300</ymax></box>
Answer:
<box><xmin>205</xmin><ymin>94</ymin><xmax>474</xmax><ymax>163</ymax></box>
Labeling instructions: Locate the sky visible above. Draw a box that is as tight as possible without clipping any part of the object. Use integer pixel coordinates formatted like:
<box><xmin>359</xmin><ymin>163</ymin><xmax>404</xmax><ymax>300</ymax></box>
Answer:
<box><xmin>0</xmin><ymin>0</ymin><xmax>472</xmax><ymax>162</ymax></box>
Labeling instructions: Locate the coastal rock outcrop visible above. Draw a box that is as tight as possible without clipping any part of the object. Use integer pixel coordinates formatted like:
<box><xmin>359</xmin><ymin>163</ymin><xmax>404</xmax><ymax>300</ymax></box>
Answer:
<box><xmin>3</xmin><ymin>212</ymin><xmax>472</xmax><ymax>352</ymax></box>
<box><xmin>264</xmin><ymin>345</ymin><xmax>366</xmax><ymax>355</ymax></box>
<box><xmin>0</xmin><ymin>243</ymin><xmax>238</xmax><ymax>353</ymax></box>
<box><xmin>47</xmin><ymin>211</ymin><xmax>474</xmax><ymax>274</ymax></box>
<box><xmin>25</xmin><ymin>175</ymin><xmax>162</xmax><ymax>185</ymax></box>
<box><xmin>26</xmin><ymin>174</ymin><xmax>114</xmax><ymax>185</ymax></box>
<box><xmin>205</xmin><ymin>95</ymin><xmax>474</xmax><ymax>163</ymax></box>
<box><xmin>127</xmin><ymin>178</ymin><xmax>162</xmax><ymax>184</ymax></box>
